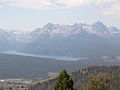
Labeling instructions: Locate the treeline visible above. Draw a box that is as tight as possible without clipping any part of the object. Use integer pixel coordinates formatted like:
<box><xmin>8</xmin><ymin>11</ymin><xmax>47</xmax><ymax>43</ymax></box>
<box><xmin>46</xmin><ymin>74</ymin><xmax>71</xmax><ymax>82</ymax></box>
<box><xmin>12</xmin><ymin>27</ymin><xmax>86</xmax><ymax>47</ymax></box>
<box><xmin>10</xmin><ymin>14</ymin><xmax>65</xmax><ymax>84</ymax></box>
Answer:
<box><xmin>28</xmin><ymin>66</ymin><xmax>120</xmax><ymax>90</ymax></box>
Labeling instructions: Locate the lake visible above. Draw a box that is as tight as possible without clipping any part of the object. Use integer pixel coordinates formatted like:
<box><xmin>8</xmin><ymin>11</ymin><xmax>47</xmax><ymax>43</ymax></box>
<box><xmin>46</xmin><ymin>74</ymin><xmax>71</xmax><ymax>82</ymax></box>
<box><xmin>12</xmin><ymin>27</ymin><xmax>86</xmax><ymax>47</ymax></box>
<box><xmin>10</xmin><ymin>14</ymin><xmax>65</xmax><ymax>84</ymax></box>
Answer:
<box><xmin>1</xmin><ymin>51</ymin><xmax>89</xmax><ymax>61</ymax></box>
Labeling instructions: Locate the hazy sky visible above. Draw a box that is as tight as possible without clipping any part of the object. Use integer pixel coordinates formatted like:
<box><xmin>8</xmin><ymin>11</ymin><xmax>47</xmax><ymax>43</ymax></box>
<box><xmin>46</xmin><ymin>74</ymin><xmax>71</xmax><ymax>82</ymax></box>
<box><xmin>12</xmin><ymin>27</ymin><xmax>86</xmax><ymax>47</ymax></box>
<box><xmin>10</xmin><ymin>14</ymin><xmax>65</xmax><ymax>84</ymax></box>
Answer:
<box><xmin>0</xmin><ymin>0</ymin><xmax>120</xmax><ymax>31</ymax></box>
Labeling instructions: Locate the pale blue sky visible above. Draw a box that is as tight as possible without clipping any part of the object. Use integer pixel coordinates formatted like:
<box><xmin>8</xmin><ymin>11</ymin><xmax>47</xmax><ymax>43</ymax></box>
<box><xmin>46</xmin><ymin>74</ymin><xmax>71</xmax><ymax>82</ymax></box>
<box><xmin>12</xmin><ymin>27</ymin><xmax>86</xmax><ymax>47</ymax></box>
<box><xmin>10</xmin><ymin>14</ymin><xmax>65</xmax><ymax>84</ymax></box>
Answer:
<box><xmin>0</xmin><ymin>0</ymin><xmax>120</xmax><ymax>31</ymax></box>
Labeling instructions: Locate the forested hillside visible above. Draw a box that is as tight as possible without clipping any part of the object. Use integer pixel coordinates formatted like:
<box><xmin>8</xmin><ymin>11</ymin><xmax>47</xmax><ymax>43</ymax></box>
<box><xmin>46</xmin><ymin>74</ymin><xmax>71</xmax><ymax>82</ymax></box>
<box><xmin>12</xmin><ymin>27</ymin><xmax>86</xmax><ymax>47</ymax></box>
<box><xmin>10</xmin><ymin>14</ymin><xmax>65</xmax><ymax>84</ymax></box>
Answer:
<box><xmin>0</xmin><ymin>53</ymin><xmax>119</xmax><ymax>79</ymax></box>
<box><xmin>28</xmin><ymin>66</ymin><xmax>120</xmax><ymax>90</ymax></box>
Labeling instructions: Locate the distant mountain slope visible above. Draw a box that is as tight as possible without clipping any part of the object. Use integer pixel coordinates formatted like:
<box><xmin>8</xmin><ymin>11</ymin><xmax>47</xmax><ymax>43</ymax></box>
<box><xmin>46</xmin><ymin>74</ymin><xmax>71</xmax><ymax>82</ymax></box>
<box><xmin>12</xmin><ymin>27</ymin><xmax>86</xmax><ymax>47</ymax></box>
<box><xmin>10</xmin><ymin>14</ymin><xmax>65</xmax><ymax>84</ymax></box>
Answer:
<box><xmin>7</xmin><ymin>30</ymin><xmax>29</xmax><ymax>42</ymax></box>
<box><xmin>28</xmin><ymin>66</ymin><xmax>120</xmax><ymax>90</ymax></box>
<box><xmin>18</xmin><ymin>22</ymin><xmax>120</xmax><ymax>57</ymax></box>
<box><xmin>0</xmin><ymin>29</ymin><xmax>28</xmax><ymax>51</ymax></box>
<box><xmin>0</xmin><ymin>29</ymin><xmax>16</xmax><ymax>51</ymax></box>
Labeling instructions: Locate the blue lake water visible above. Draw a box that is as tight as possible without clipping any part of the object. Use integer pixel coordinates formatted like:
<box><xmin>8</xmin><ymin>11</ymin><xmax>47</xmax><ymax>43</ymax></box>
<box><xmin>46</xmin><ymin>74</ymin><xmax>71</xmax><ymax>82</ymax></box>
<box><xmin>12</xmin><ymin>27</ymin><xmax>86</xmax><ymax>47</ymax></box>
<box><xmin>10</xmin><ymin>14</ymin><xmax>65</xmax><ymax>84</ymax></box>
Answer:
<box><xmin>1</xmin><ymin>51</ymin><xmax>89</xmax><ymax>61</ymax></box>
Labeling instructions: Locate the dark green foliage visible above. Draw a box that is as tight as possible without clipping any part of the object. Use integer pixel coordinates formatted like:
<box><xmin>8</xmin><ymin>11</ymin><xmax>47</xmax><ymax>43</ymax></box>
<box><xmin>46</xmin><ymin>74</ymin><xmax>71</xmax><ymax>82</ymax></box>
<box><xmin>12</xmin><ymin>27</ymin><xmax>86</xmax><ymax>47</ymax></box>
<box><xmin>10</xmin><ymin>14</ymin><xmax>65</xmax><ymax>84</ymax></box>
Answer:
<box><xmin>72</xmin><ymin>66</ymin><xmax>120</xmax><ymax>90</ymax></box>
<box><xmin>21</xmin><ymin>85</ymin><xmax>24</xmax><ymax>88</ymax></box>
<box><xmin>28</xmin><ymin>66</ymin><xmax>120</xmax><ymax>90</ymax></box>
<box><xmin>84</xmin><ymin>73</ymin><xmax>112</xmax><ymax>90</ymax></box>
<box><xmin>54</xmin><ymin>70</ymin><xmax>75</xmax><ymax>90</ymax></box>
<box><xmin>9</xmin><ymin>87</ymin><xmax>12</xmax><ymax>90</ymax></box>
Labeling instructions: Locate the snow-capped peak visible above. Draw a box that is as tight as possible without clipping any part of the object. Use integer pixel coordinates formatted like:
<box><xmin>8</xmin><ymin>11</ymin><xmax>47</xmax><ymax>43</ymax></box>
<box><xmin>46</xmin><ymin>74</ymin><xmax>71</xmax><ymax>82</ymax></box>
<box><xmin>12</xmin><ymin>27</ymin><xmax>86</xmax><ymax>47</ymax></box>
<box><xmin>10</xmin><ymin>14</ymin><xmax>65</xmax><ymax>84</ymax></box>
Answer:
<box><xmin>29</xmin><ymin>21</ymin><xmax>120</xmax><ymax>39</ymax></box>
<box><xmin>44</xmin><ymin>23</ymin><xmax>56</xmax><ymax>30</ymax></box>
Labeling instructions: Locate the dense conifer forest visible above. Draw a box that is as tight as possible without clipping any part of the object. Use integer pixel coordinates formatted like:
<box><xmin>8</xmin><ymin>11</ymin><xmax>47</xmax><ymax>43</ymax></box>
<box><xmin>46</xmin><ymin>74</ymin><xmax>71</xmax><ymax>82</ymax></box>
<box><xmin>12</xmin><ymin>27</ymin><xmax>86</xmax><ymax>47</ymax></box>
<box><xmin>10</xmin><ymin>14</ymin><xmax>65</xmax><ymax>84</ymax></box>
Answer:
<box><xmin>28</xmin><ymin>66</ymin><xmax>120</xmax><ymax>90</ymax></box>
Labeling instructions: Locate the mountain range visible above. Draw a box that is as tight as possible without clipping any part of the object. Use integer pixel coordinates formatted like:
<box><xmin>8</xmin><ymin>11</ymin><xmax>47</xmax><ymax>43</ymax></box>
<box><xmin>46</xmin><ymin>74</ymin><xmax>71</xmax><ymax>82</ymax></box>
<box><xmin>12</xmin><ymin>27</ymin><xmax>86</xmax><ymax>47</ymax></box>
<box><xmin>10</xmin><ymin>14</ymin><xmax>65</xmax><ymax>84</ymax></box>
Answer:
<box><xmin>0</xmin><ymin>21</ymin><xmax>120</xmax><ymax>57</ymax></box>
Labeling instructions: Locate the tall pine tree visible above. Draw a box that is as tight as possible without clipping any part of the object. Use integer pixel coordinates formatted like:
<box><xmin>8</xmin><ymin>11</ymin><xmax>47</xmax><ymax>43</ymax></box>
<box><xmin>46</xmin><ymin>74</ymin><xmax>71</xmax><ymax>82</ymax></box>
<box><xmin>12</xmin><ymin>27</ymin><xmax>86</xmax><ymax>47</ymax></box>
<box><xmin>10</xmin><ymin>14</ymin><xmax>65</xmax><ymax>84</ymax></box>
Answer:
<box><xmin>54</xmin><ymin>70</ymin><xmax>75</xmax><ymax>90</ymax></box>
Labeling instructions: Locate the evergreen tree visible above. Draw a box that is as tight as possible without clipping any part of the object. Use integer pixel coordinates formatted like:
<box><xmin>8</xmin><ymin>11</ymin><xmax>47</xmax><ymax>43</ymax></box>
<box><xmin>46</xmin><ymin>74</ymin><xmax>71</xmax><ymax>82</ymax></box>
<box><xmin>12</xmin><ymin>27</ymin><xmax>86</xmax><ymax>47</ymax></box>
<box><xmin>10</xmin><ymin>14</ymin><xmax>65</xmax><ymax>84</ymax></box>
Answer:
<box><xmin>9</xmin><ymin>87</ymin><xmax>12</xmax><ymax>90</ymax></box>
<box><xmin>85</xmin><ymin>73</ymin><xmax>112</xmax><ymax>90</ymax></box>
<box><xmin>54</xmin><ymin>70</ymin><xmax>75</xmax><ymax>90</ymax></box>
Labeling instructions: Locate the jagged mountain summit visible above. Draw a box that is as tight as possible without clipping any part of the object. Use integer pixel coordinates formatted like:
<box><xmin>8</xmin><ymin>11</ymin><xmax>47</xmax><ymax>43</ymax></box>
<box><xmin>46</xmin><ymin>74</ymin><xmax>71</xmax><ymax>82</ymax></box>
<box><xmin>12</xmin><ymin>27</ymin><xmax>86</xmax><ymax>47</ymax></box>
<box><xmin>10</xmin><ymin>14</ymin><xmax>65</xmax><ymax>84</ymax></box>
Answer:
<box><xmin>18</xmin><ymin>21</ymin><xmax>120</xmax><ymax>57</ymax></box>
<box><xmin>25</xmin><ymin>21</ymin><xmax>120</xmax><ymax>43</ymax></box>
